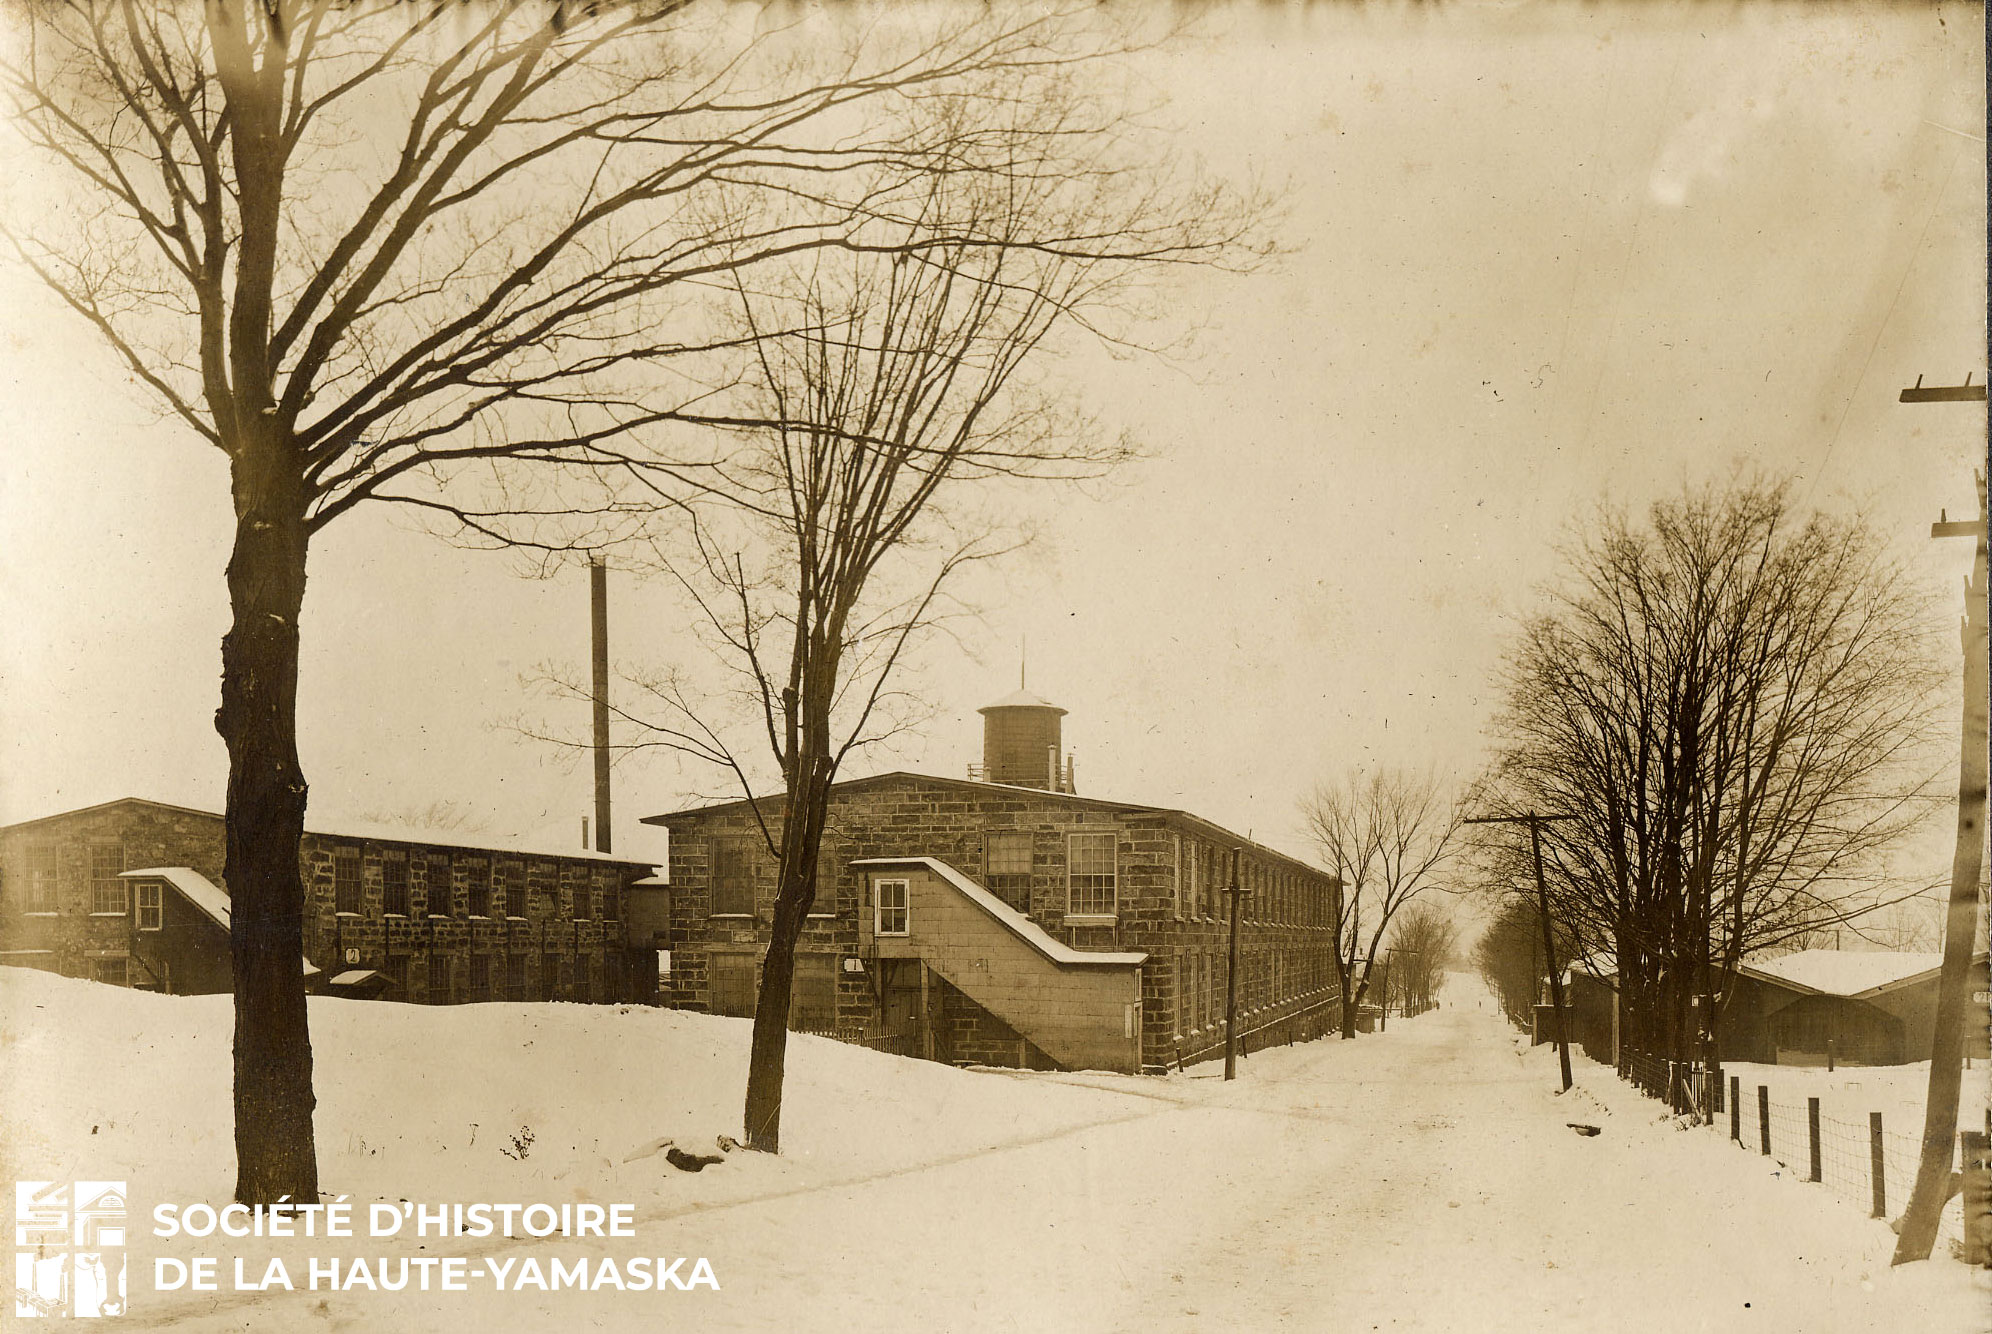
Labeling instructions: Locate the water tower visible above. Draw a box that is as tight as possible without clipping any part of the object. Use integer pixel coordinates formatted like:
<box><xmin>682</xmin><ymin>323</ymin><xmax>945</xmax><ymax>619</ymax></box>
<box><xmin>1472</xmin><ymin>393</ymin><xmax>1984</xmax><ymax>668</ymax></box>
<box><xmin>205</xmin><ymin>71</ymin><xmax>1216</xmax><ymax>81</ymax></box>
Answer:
<box><xmin>976</xmin><ymin>688</ymin><xmax>1073</xmax><ymax>791</ymax></box>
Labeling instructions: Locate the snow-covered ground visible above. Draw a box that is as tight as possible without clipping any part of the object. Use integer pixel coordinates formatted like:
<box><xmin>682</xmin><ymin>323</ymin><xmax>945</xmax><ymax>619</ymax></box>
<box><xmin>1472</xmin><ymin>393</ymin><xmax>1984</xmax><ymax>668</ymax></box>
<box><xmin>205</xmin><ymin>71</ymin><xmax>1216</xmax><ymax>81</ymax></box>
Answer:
<box><xmin>3</xmin><ymin>967</ymin><xmax>1985</xmax><ymax>1332</ymax></box>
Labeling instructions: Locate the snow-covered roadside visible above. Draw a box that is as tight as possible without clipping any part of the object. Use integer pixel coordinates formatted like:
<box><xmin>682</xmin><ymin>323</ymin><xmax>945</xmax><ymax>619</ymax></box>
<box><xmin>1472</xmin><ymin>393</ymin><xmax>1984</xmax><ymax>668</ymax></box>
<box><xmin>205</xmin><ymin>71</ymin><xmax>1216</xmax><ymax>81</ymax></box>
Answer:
<box><xmin>4</xmin><ymin>967</ymin><xmax>1985</xmax><ymax>1332</ymax></box>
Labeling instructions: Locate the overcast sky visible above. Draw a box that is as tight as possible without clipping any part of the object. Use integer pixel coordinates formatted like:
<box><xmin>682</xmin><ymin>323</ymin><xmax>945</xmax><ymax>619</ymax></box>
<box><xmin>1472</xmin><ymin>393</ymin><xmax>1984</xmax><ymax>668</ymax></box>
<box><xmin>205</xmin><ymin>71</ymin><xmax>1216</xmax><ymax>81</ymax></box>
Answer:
<box><xmin>1</xmin><ymin>1</ymin><xmax>1983</xmax><ymax>882</ymax></box>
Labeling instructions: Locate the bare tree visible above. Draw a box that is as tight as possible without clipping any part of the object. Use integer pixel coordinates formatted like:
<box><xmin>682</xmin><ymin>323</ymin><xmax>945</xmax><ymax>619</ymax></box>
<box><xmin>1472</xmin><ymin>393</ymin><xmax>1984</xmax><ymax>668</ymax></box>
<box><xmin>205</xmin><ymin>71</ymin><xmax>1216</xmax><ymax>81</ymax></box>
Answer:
<box><xmin>1472</xmin><ymin>894</ymin><xmax>1576</xmax><ymax>1030</ymax></box>
<box><xmin>1</xmin><ymin>0</ymin><xmax>1231</xmax><ymax>1201</ymax></box>
<box><xmin>1383</xmin><ymin>900</ymin><xmax>1458</xmax><ymax>1017</ymax></box>
<box><xmin>1486</xmin><ymin>476</ymin><xmax>1944</xmax><ymax>1069</ymax></box>
<box><xmin>1302</xmin><ymin>769</ymin><xmax>1465</xmax><ymax>1038</ymax></box>
<box><xmin>530</xmin><ymin>99</ymin><xmax>1258</xmax><ymax>1149</ymax></box>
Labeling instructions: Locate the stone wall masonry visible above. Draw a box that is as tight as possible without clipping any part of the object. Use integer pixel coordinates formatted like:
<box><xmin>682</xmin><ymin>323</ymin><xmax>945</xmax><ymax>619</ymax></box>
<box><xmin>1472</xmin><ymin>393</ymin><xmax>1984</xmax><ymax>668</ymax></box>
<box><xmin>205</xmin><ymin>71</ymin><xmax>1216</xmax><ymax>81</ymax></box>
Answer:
<box><xmin>653</xmin><ymin>774</ymin><xmax>1342</xmax><ymax>1073</ymax></box>
<box><xmin>0</xmin><ymin>800</ymin><xmax>650</xmax><ymax>1004</ymax></box>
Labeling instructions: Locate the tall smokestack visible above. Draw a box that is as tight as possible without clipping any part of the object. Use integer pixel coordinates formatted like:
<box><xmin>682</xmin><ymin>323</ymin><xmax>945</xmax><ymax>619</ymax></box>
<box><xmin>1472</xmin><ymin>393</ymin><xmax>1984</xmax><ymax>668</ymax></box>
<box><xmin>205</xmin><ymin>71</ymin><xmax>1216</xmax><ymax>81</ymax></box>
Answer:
<box><xmin>590</xmin><ymin>557</ymin><xmax>612</xmax><ymax>854</ymax></box>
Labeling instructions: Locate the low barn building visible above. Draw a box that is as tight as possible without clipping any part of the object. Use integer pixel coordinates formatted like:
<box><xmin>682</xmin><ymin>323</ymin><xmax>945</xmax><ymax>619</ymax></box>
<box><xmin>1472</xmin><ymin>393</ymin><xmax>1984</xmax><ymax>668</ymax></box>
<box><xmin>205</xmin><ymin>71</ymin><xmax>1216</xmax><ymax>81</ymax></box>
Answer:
<box><xmin>639</xmin><ymin>690</ymin><xmax>1344</xmax><ymax>1075</ymax></box>
<box><xmin>1556</xmin><ymin>948</ymin><xmax>1991</xmax><ymax>1068</ymax></box>
<box><xmin>0</xmin><ymin>798</ymin><xmax>659</xmax><ymax>1004</ymax></box>
<box><xmin>1722</xmin><ymin>949</ymin><xmax>1990</xmax><ymax>1067</ymax></box>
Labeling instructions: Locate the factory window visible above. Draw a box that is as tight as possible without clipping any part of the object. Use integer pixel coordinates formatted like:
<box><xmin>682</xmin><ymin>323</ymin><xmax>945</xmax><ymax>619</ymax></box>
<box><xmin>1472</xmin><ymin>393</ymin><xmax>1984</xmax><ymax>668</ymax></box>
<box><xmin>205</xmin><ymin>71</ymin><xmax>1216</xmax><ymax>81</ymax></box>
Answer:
<box><xmin>334</xmin><ymin>849</ymin><xmax>362</xmax><ymax>915</ymax></box>
<box><xmin>90</xmin><ymin>956</ymin><xmax>130</xmax><ymax>987</ymax></box>
<box><xmin>465</xmin><ymin>860</ymin><xmax>491</xmax><ymax>918</ymax></box>
<box><xmin>1175</xmin><ymin>835</ymin><xmax>1192</xmax><ymax>920</ymax></box>
<box><xmin>425</xmin><ymin>855</ymin><xmax>453</xmax><ymax>917</ymax></box>
<box><xmin>710</xmin><ymin>837</ymin><xmax>756</xmax><ymax>917</ymax></box>
<box><xmin>983</xmin><ymin>832</ymin><xmax>1033</xmax><ymax>911</ymax></box>
<box><xmin>90</xmin><ymin>845</ymin><xmax>126</xmax><ymax>915</ymax></box>
<box><xmin>874</xmin><ymin>878</ymin><xmax>909</xmax><ymax>936</ymax></box>
<box><xmin>499</xmin><ymin>861</ymin><xmax>526</xmax><ymax>919</ymax></box>
<box><xmin>1066</xmin><ymin>832</ymin><xmax>1117</xmax><ymax>918</ymax></box>
<box><xmin>506</xmin><ymin>954</ymin><xmax>528</xmax><ymax>1001</ymax></box>
<box><xmin>25</xmin><ymin>844</ymin><xmax>57</xmax><ymax>912</ymax></box>
<box><xmin>382</xmin><ymin>856</ymin><xmax>409</xmax><ymax>916</ymax></box>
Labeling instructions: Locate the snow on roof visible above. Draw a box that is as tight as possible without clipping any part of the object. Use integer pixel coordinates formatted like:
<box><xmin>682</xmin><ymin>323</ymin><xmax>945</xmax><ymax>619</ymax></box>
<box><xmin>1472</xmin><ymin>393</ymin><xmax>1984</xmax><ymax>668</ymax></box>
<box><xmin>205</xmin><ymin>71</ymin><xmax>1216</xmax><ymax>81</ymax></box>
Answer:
<box><xmin>123</xmin><ymin>867</ymin><xmax>321</xmax><ymax>976</ymax></box>
<box><xmin>978</xmin><ymin>689</ymin><xmax>1066</xmax><ymax>714</ymax></box>
<box><xmin>329</xmin><ymin>970</ymin><xmax>383</xmax><ymax>987</ymax></box>
<box><xmin>124</xmin><ymin>866</ymin><xmax>232</xmax><ymax>931</ymax></box>
<box><xmin>852</xmin><ymin>857</ymin><xmax>1146</xmax><ymax>967</ymax></box>
<box><xmin>1741</xmin><ymin>949</ymin><xmax>1946</xmax><ymax>997</ymax></box>
<box><xmin>303</xmin><ymin>809</ymin><xmax>661</xmax><ymax>867</ymax></box>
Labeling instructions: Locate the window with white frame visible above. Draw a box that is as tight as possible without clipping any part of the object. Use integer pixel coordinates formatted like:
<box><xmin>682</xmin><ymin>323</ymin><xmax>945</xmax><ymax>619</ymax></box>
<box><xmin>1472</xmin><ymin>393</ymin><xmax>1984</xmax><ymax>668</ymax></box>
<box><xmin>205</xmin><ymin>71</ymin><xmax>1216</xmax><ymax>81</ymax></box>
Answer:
<box><xmin>1066</xmin><ymin>832</ymin><xmax>1117</xmax><ymax>917</ymax></box>
<box><xmin>90</xmin><ymin>845</ymin><xmax>126</xmax><ymax>914</ymax></box>
<box><xmin>25</xmin><ymin>843</ymin><xmax>57</xmax><ymax>912</ymax></box>
<box><xmin>874</xmin><ymin>878</ymin><xmax>909</xmax><ymax>936</ymax></box>
<box><xmin>135</xmin><ymin>880</ymin><xmax>162</xmax><ymax>931</ymax></box>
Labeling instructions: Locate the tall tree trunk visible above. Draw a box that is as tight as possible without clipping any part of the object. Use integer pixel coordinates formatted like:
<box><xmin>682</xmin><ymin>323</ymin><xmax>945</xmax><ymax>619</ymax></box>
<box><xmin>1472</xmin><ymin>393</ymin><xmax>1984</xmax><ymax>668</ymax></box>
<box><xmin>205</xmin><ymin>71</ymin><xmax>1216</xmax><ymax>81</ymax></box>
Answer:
<box><xmin>742</xmin><ymin>762</ymin><xmax>833</xmax><ymax>1152</ymax></box>
<box><xmin>1336</xmin><ymin>944</ymin><xmax>1358</xmax><ymax>1038</ymax></box>
<box><xmin>216</xmin><ymin>442</ymin><xmax>318</xmax><ymax>1205</ymax></box>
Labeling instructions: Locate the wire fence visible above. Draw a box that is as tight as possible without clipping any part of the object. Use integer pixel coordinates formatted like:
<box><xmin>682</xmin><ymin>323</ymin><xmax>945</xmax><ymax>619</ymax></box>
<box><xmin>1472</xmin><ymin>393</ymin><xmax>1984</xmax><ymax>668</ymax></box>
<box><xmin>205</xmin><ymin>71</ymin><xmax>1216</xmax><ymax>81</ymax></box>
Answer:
<box><xmin>1615</xmin><ymin>1049</ymin><xmax>1978</xmax><ymax>1258</ymax></box>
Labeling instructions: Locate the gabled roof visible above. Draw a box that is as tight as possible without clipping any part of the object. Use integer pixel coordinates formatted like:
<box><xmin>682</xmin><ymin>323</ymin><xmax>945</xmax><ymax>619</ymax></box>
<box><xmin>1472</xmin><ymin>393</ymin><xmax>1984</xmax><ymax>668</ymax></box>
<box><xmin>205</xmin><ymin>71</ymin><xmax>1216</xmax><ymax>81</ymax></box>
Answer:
<box><xmin>854</xmin><ymin>857</ymin><xmax>1146</xmax><ymax>967</ymax></box>
<box><xmin>1738</xmin><ymin>949</ymin><xmax>1971</xmax><ymax>999</ymax></box>
<box><xmin>8</xmin><ymin>797</ymin><xmax>658</xmax><ymax>870</ymax></box>
<box><xmin>123</xmin><ymin>866</ymin><xmax>232</xmax><ymax>931</ymax></box>
<box><xmin>643</xmin><ymin>771</ymin><xmax>1339</xmax><ymax>886</ymax></box>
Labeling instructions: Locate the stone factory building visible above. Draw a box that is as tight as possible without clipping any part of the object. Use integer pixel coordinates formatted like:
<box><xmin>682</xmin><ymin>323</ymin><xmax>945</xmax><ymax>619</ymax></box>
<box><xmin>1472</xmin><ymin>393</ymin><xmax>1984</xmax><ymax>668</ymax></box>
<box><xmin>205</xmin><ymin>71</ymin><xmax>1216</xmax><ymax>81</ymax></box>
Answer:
<box><xmin>639</xmin><ymin>690</ymin><xmax>1345</xmax><ymax>1074</ymax></box>
<box><xmin>0</xmin><ymin>798</ymin><xmax>660</xmax><ymax>1004</ymax></box>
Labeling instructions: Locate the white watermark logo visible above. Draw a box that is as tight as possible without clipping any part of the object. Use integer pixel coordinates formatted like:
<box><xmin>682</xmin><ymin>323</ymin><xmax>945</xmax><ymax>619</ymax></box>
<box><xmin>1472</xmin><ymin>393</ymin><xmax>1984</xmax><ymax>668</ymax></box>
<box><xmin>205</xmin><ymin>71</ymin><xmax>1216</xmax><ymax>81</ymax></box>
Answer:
<box><xmin>14</xmin><ymin>1181</ymin><xmax>128</xmax><ymax>1318</ymax></box>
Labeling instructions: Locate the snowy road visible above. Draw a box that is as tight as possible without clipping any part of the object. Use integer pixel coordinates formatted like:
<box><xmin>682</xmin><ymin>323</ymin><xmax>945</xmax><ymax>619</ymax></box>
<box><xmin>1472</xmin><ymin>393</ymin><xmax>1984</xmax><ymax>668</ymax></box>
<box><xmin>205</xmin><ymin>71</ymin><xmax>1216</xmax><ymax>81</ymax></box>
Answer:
<box><xmin>23</xmin><ymin>968</ymin><xmax>1976</xmax><ymax>1334</ymax></box>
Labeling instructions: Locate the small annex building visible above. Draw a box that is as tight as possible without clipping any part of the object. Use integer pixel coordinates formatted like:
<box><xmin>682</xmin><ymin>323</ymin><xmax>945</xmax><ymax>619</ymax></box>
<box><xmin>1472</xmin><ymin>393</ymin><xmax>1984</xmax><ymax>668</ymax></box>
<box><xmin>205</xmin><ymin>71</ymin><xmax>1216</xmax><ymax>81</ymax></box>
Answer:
<box><xmin>639</xmin><ymin>690</ymin><xmax>1345</xmax><ymax>1075</ymax></box>
<box><xmin>0</xmin><ymin>797</ymin><xmax>660</xmax><ymax>1005</ymax></box>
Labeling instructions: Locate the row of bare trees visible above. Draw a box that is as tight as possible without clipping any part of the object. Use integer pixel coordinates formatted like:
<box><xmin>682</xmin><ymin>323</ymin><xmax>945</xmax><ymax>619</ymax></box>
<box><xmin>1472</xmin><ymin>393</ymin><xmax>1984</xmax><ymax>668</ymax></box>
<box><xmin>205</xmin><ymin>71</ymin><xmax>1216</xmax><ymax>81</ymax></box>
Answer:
<box><xmin>1477</xmin><ymin>476</ymin><xmax>1944</xmax><ymax>1070</ymax></box>
<box><xmin>5</xmin><ymin>0</ymin><xmax>1262</xmax><ymax>1195</ymax></box>
<box><xmin>1301</xmin><ymin>769</ymin><xmax>1466</xmax><ymax>1035</ymax></box>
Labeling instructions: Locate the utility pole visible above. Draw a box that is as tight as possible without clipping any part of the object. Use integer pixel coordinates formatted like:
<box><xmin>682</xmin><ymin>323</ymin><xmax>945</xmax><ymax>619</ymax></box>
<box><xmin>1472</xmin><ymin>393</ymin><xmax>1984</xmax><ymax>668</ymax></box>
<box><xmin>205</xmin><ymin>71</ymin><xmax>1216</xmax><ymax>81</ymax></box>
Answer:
<box><xmin>1468</xmin><ymin>812</ymin><xmax>1575</xmax><ymax>1092</ymax></box>
<box><xmin>1378</xmin><ymin>949</ymin><xmax>1391</xmax><ymax>1033</ymax></box>
<box><xmin>1894</xmin><ymin>454</ymin><xmax>1988</xmax><ymax>1265</ymax></box>
<box><xmin>1223</xmin><ymin>847</ymin><xmax>1252</xmax><ymax>1081</ymax></box>
<box><xmin>590</xmin><ymin>557</ymin><xmax>612</xmax><ymax>855</ymax></box>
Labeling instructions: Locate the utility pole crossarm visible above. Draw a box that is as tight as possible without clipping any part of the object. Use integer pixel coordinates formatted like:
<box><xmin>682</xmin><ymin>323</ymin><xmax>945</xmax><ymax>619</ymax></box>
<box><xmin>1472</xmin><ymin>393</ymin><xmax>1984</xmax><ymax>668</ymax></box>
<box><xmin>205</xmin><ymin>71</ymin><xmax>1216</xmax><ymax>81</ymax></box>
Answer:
<box><xmin>1899</xmin><ymin>373</ymin><xmax>1987</xmax><ymax>402</ymax></box>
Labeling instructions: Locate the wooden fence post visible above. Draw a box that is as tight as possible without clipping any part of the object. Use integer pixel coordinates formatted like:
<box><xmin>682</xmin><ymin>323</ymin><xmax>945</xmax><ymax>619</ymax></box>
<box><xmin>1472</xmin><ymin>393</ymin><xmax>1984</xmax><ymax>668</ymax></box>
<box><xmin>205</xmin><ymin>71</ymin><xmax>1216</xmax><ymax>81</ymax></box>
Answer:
<box><xmin>1870</xmin><ymin>1112</ymin><xmax>1887</xmax><ymax>1220</ymax></box>
<box><xmin>1963</xmin><ymin>1130</ymin><xmax>1991</xmax><ymax>1266</ymax></box>
<box><xmin>1731</xmin><ymin>1076</ymin><xmax>1741</xmax><ymax>1143</ymax></box>
<box><xmin>1759</xmin><ymin>1085</ymin><xmax>1772</xmax><ymax>1156</ymax></box>
<box><xmin>1808</xmin><ymin>1097</ymin><xmax>1822</xmax><ymax>1183</ymax></box>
